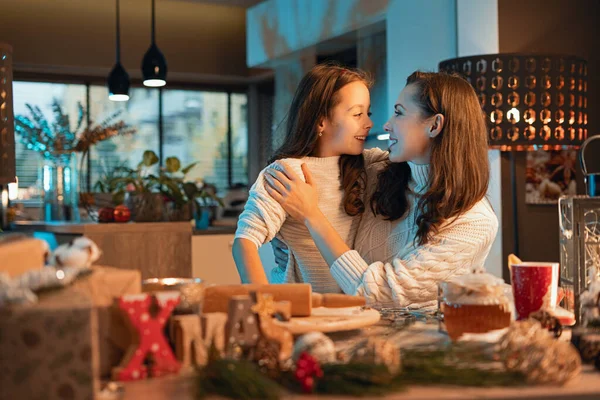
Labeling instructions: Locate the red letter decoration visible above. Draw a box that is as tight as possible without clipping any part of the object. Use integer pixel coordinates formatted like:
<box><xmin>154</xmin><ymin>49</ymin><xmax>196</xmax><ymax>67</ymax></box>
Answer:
<box><xmin>112</xmin><ymin>292</ymin><xmax>181</xmax><ymax>381</ymax></box>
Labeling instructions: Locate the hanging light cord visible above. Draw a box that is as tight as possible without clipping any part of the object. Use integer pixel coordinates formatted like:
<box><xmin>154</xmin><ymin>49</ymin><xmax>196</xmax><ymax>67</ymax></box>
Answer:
<box><xmin>151</xmin><ymin>0</ymin><xmax>156</xmax><ymax>45</ymax></box>
<box><xmin>115</xmin><ymin>0</ymin><xmax>121</xmax><ymax>63</ymax></box>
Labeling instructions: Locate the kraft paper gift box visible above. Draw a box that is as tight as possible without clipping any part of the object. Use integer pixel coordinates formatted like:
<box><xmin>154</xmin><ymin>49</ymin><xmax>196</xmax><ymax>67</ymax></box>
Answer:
<box><xmin>63</xmin><ymin>265</ymin><xmax>142</xmax><ymax>377</ymax></box>
<box><xmin>0</xmin><ymin>290</ymin><xmax>100</xmax><ymax>400</ymax></box>
<box><xmin>0</xmin><ymin>265</ymin><xmax>141</xmax><ymax>388</ymax></box>
<box><xmin>0</xmin><ymin>234</ymin><xmax>47</xmax><ymax>277</ymax></box>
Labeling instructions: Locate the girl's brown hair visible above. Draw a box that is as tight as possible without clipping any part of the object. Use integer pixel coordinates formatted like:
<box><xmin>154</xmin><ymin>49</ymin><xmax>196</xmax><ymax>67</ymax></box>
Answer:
<box><xmin>371</xmin><ymin>71</ymin><xmax>489</xmax><ymax>244</ymax></box>
<box><xmin>270</xmin><ymin>63</ymin><xmax>373</xmax><ymax>216</ymax></box>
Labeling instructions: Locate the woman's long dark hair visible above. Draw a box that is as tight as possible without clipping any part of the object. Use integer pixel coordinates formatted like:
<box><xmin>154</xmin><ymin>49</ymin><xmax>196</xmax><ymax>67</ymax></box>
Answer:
<box><xmin>270</xmin><ymin>63</ymin><xmax>373</xmax><ymax>216</ymax></box>
<box><xmin>371</xmin><ymin>71</ymin><xmax>490</xmax><ymax>244</ymax></box>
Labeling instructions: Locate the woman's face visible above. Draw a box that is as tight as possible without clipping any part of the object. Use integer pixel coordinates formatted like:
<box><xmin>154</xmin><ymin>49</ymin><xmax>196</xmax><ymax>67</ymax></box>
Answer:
<box><xmin>384</xmin><ymin>84</ymin><xmax>434</xmax><ymax>164</ymax></box>
<box><xmin>316</xmin><ymin>81</ymin><xmax>373</xmax><ymax>157</ymax></box>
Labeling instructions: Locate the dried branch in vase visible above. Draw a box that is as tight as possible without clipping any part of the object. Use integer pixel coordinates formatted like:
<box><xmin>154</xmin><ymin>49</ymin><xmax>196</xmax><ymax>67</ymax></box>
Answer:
<box><xmin>15</xmin><ymin>99</ymin><xmax>135</xmax><ymax>158</ymax></box>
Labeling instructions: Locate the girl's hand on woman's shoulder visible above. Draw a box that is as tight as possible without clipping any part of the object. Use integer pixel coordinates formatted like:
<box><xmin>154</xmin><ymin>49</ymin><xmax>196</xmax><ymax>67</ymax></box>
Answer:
<box><xmin>264</xmin><ymin>162</ymin><xmax>321</xmax><ymax>224</ymax></box>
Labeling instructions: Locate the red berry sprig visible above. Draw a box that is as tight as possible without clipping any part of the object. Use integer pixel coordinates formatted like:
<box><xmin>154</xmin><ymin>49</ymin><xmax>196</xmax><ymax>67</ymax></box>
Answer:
<box><xmin>294</xmin><ymin>352</ymin><xmax>323</xmax><ymax>393</ymax></box>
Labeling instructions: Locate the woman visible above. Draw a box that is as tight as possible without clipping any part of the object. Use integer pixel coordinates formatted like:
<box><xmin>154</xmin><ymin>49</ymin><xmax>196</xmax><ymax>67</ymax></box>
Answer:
<box><xmin>264</xmin><ymin>71</ymin><xmax>498</xmax><ymax>308</ymax></box>
<box><xmin>232</xmin><ymin>64</ymin><xmax>387</xmax><ymax>292</ymax></box>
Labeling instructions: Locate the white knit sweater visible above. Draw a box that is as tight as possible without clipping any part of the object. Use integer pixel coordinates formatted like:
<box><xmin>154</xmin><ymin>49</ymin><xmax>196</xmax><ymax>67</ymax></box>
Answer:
<box><xmin>234</xmin><ymin>149</ymin><xmax>387</xmax><ymax>293</ymax></box>
<box><xmin>331</xmin><ymin>160</ymin><xmax>499</xmax><ymax>309</ymax></box>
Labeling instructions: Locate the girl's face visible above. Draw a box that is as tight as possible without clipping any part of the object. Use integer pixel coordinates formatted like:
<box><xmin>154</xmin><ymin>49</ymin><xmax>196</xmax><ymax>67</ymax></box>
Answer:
<box><xmin>315</xmin><ymin>81</ymin><xmax>373</xmax><ymax>157</ymax></box>
<box><xmin>384</xmin><ymin>84</ymin><xmax>436</xmax><ymax>164</ymax></box>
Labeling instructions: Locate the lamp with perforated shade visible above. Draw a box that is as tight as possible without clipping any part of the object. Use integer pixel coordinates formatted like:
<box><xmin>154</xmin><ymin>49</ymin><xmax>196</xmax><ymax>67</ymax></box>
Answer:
<box><xmin>0</xmin><ymin>43</ymin><xmax>15</xmax><ymax>185</ymax></box>
<box><xmin>439</xmin><ymin>54</ymin><xmax>588</xmax><ymax>151</ymax></box>
<box><xmin>0</xmin><ymin>42</ymin><xmax>15</xmax><ymax>229</ymax></box>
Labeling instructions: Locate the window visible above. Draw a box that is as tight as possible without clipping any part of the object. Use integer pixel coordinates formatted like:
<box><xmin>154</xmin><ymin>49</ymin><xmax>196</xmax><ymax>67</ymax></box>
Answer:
<box><xmin>162</xmin><ymin>89</ymin><xmax>229</xmax><ymax>191</ymax></box>
<box><xmin>231</xmin><ymin>93</ymin><xmax>248</xmax><ymax>186</ymax></box>
<box><xmin>11</xmin><ymin>80</ymin><xmax>248</xmax><ymax>199</ymax></box>
<box><xmin>12</xmin><ymin>82</ymin><xmax>87</xmax><ymax>199</ymax></box>
<box><xmin>89</xmin><ymin>86</ymin><xmax>160</xmax><ymax>187</ymax></box>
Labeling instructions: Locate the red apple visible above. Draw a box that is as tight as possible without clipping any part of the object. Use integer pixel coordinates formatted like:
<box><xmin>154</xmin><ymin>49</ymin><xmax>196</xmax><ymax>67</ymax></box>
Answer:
<box><xmin>98</xmin><ymin>207</ymin><xmax>115</xmax><ymax>223</ymax></box>
<box><xmin>113</xmin><ymin>205</ymin><xmax>131</xmax><ymax>223</ymax></box>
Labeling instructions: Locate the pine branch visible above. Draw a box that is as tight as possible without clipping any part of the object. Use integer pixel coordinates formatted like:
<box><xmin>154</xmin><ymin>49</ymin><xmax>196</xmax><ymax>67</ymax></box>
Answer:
<box><xmin>195</xmin><ymin>359</ymin><xmax>283</xmax><ymax>400</ymax></box>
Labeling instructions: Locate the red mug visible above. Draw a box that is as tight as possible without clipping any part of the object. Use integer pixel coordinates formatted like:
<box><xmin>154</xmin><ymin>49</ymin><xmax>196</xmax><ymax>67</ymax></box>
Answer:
<box><xmin>510</xmin><ymin>262</ymin><xmax>559</xmax><ymax>320</ymax></box>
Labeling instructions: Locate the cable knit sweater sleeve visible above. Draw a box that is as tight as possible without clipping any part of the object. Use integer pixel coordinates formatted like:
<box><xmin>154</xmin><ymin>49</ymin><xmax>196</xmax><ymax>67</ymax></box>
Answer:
<box><xmin>234</xmin><ymin>160</ymin><xmax>302</xmax><ymax>248</ymax></box>
<box><xmin>330</xmin><ymin>201</ymin><xmax>499</xmax><ymax>308</ymax></box>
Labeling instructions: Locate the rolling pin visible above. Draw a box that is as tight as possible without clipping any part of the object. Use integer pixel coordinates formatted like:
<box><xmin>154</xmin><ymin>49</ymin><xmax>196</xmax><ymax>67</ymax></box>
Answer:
<box><xmin>202</xmin><ymin>283</ymin><xmax>365</xmax><ymax>317</ymax></box>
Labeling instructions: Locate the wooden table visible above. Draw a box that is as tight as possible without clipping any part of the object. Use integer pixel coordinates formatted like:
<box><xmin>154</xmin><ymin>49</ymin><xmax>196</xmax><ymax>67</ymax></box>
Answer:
<box><xmin>114</xmin><ymin>319</ymin><xmax>600</xmax><ymax>400</ymax></box>
<box><xmin>117</xmin><ymin>366</ymin><xmax>600</xmax><ymax>399</ymax></box>
<box><xmin>13</xmin><ymin>221</ymin><xmax>192</xmax><ymax>279</ymax></box>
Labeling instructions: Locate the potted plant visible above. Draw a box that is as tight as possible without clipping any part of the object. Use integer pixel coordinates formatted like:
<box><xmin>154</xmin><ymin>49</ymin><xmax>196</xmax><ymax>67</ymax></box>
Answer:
<box><xmin>95</xmin><ymin>150</ymin><xmax>223</xmax><ymax>223</ymax></box>
<box><xmin>96</xmin><ymin>150</ymin><xmax>164</xmax><ymax>222</ymax></box>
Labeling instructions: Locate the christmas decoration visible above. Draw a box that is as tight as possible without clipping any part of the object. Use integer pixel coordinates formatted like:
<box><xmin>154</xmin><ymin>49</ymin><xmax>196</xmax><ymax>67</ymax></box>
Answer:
<box><xmin>498</xmin><ymin>320</ymin><xmax>581</xmax><ymax>384</ymax></box>
<box><xmin>249</xmin><ymin>337</ymin><xmax>282</xmax><ymax>379</ymax></box>
<box><xmin>529</xmin><ymin>310</ymin><xmax>563</xmax><ymax>338</ymax></box>
<box><xmin>113</xmin><ymin>204</ymin><xmax>131</xmax><ymax>223</ymax></box>
<box><xmin>98</xmin><ymin>207</ymin><xmax>115</xmax><ymax>223</ymax></box>
<box><xmin>171</xmin><ymin>314</ymin><xmax>206</xmax><ymax>369</ymax></box>
<box><xmin>48</xmin><ymin>236</ymin><xmax>101</xmax><ymax>268</ymax></box>
<box><xmin>112</xmin><ymin>292</ymin><xmax>181</xmax><ymax>381</ymax></box>
<box><xmin>250</xmin><ymin>292</ymin><xmax>293</xmax><ymax>362</ymax></box>
<box><xmin>294</xmin><ymin>352</ymin><xmax>323</xmax><ymax>393</ymax></box>
<box><xmin>196</xmin><ymin>358</ymin><xmax>282</xmax><ymax>400</ymax></box>
<box><xmin>171</xmin><ymin>312</ymin><xmax>228</xmax><ymax>369</ymax></box>
<box><xmin>580</xmin><ymin>280</ymin><xmax>600</xmax><ymax>327</ymax></box>
<box><xmin>292</xmin><ymin>332</ymin><xmax>336</xmax><ymax>365</ymax></box>
<box><xmin>571</xmin><ymin>327</ymin><xmax>600</xmax><ymax>362</ymax></box>
<box><xmin>225</xmin><ymin>295</ymin><xmax>261</xmax><ymax>358</ymax></box>
<box><xmin>349</xmin><ymin>337</ymin><xmax>401</xmax><ymax>374</ymax></box>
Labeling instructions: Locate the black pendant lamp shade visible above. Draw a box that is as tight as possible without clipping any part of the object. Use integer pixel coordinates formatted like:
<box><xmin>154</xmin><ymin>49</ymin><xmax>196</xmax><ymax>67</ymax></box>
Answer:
<box><xmin>142</xmin><ymin>0</ymin><xmax>167</xmax><ymax>87</ymax></box>
<box><xmin>108</xmin><ymin>0</ymin><xmax>130</xmax><ymax>101</ymax></box>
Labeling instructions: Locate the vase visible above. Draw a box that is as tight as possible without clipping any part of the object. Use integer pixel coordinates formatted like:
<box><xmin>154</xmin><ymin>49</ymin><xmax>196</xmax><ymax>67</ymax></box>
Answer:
<box><xmin>40</xmin><ymin>152</ymin><xmax>79</xmax><ymax>222</ymax></box>
<box><xmin>125</xmin><ymin>192</ymin><xmax>164</xmax><ymax>222</ymax></box>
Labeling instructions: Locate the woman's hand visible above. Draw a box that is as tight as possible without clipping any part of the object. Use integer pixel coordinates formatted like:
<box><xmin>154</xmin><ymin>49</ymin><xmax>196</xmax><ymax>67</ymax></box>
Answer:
<box><xmin>264</xmin><ymin>162</ymin><xmax>321</xmax><ymax>224</ymax></box>
<box><xmin>270</xmin><ymin>236</ymin><xmax>289</xmax><ymax>270</ymax></box>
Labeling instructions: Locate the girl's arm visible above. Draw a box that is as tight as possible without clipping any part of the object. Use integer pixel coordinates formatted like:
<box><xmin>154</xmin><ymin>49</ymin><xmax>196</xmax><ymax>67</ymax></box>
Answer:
<box><xmin>233</xmin><ymin>162</ymin><xmax>294</xmax><ymax>283</ymax></box>
<box><xmin>232</xmin><ymin>238</ymin><xmax>269</xmax><ymax>284</ymax></box>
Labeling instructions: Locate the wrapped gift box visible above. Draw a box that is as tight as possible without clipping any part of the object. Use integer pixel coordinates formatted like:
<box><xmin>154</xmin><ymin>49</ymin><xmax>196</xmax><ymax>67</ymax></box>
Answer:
<box><xmin>0</xmin><ymin>265</ymin><xmax>141</xmax><ymax>400</ymax></box>
<box><xmin>0</xmin><ymin>234</ymin><xmax>47</xmax><ymax>277</ymax></box>
<box><xmin>0</xmin><ymin>290</ymin><xmax>100</xmax><ymax>400</ymax></box>
<box><xmin>66</xmin><ymin>266</ymin><xmax>142</xmax><ymax>377</ymax></box>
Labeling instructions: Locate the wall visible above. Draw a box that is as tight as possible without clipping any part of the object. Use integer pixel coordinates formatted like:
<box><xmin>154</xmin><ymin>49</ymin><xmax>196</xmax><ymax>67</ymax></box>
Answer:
<box><xmin>0</xmin><ymin>0</ymin><xmax>250</xmax><ymax>83</ymax></box>
<box><xmin>498</xmin><ymin>0</ymin><xmax>600</xmax><ymax>272</ymax></box>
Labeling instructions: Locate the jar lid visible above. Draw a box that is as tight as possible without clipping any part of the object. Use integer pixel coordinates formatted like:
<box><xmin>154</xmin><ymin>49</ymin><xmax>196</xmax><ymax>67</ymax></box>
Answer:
<box><xmin>440</xmin><ymin>271</ymin><xmax>510</xmax><ymax>306</ymax></box>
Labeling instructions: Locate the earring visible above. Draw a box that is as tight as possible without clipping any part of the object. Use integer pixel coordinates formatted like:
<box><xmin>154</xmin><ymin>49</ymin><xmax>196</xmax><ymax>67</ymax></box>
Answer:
<box><xmin>318</xmin><ymin>131</ymin><xmax>323</xmax><ymax>137</ymax></box>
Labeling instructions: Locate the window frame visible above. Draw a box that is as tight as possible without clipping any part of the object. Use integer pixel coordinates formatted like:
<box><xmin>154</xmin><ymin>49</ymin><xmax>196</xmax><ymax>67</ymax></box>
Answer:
<box><xmin>12</xmin><ymin>73</ymin><xmax>249</xmax><ymax>195</ymax></box>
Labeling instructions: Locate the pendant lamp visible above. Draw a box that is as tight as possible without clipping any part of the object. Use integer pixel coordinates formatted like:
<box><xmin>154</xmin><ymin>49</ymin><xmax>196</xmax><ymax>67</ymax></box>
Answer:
<box><xmin>142</xmin><ymin>0</ymin><xmax>167</xmax><ymax>87</ymax></box>
<box><xmin>108</xmin><ymin>0</ymin><xmax>130</xmax><ymax>101</ymax></box>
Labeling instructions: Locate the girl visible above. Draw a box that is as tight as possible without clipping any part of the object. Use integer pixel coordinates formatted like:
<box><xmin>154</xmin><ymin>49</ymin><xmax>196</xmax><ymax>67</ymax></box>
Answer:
<box><xmin>232</xmin><ymin>64</ymin><xmax>386</xmax><ymax>293</ymax></box>
<box><xmin>264</xmin><ymin>71</ymin><xmax>498</xmax><ymax>308</ymax></box>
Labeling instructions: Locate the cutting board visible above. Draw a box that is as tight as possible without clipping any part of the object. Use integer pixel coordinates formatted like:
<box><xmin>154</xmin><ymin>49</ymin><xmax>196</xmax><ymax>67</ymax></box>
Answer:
<box><xmin>273</xmin><ymin>306</ymin><xmax>381</xmax><ymax>335</ymax></box>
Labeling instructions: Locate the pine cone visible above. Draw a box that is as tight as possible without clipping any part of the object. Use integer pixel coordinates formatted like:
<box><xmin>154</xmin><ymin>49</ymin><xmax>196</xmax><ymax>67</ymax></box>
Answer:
<box><xmin>250</xmin><ymin>337</ymin><xmax>281</xmax><ymax>378</ymax></box>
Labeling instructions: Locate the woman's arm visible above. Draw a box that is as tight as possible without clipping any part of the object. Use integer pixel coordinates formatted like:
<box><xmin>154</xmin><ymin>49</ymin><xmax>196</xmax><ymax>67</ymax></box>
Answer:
<box><xmin>331</xmin><ymin>212</ymin><xmax>498</xmax><ymax>308</ymax></box>
<box><xmin>264</xmin><ymin>163</ymin><xmax>498</xmax><ymax>308</ymax></box>
<box><xmin>264</xmin><ymin>163</ymin><xmax>351</xmax><ymax>265</ymax></box>
<box><xmin>232</xmin><ymin>238</ymin><xmax>269</xmax><ymax>284</ymax></box>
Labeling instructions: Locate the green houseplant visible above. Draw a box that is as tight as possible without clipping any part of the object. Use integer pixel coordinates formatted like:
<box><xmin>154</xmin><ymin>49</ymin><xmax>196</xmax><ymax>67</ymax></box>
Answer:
<box><xmin>95</xmin><ymin>150</ymin><xmax>223</xmax><ymax>223</ymax></box>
